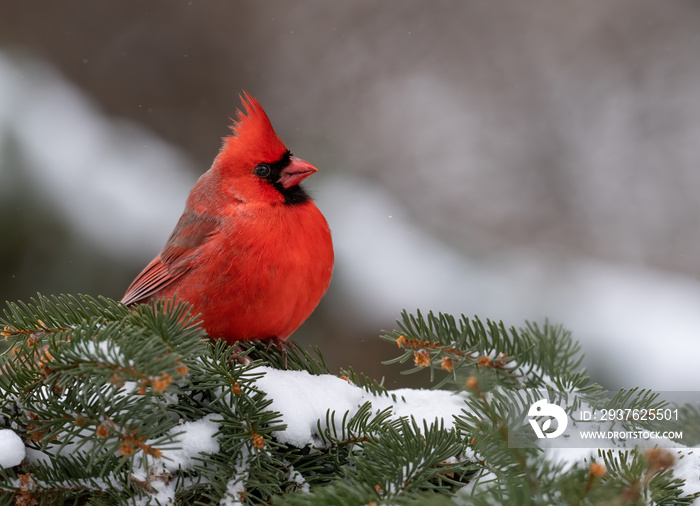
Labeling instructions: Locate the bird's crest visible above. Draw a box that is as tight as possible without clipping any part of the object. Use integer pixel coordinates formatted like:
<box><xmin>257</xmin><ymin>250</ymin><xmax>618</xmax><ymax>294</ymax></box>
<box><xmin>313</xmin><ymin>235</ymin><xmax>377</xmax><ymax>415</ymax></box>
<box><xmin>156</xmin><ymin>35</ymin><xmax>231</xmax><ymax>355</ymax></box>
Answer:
<box><xmin>221</xmin><ymin>92</ymin><xmax>288</xmax><ymax>165</ymax></box>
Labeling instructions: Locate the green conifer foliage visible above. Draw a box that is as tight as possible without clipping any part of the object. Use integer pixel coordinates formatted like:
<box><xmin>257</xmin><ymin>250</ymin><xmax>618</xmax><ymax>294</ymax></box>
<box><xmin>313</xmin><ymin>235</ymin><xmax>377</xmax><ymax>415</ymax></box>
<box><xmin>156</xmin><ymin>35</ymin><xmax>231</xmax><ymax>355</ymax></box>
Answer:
<box><xmin>0</xmin><ymin>295</ymin><xmax>697</xmax><ymax>505</ymax></box>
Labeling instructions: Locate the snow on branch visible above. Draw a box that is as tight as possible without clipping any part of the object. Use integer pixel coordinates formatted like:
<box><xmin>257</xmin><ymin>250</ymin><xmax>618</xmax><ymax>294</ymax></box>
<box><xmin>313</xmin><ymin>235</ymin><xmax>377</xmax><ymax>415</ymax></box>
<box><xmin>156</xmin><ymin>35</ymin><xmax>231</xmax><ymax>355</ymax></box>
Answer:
<box><xmin>0</xmin><ymin>295</ymin><xmax>698</xmax><ymax>504</ymax></box>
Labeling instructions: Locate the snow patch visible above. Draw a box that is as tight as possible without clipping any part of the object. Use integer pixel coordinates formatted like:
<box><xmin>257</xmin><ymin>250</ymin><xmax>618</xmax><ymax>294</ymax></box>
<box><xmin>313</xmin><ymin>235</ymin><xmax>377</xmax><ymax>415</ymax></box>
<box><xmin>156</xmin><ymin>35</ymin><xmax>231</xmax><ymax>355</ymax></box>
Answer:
<box><xmin>0</xmin><ymin>429</ymin><xmax>25</xmax><ymax>468</ymax></box>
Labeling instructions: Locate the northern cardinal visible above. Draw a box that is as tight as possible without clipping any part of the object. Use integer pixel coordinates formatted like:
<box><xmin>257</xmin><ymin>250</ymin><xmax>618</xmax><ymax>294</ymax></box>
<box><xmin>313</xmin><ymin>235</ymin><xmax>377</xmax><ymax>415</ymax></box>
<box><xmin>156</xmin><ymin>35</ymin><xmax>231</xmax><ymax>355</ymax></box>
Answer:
<box><xmin>122</xmin><ymin>93</ymin><xmax>333</xmax><ymax>345</ymax></box>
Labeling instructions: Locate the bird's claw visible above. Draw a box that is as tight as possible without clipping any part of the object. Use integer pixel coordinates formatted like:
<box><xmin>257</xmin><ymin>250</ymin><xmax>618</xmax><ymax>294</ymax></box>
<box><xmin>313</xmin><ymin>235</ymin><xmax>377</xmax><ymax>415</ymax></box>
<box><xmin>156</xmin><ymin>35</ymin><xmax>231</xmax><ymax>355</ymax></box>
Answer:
<box><xmin>265</xmin><ymin>337</ymin><xmax>295</xmax><ymax>369</ymax></box>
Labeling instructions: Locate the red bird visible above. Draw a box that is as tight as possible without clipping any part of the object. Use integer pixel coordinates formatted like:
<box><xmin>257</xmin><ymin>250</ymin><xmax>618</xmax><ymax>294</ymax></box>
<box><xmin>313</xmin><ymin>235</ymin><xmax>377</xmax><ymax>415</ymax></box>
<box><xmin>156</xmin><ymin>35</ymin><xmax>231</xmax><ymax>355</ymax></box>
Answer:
<box><xmin>122</xmin><ymin>93</ymin><xmax>333</xmax><ymax>344</ymax></box>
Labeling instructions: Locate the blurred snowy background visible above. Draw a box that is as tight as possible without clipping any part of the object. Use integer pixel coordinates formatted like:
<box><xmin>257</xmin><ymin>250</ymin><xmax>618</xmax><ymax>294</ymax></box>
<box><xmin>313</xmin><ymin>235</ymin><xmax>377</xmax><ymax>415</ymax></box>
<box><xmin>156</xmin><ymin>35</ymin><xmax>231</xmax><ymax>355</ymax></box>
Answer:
<box><xmin>1</xmin><ymin>1</ymin><xmax>699</xmax><ymax>390</ymax></box>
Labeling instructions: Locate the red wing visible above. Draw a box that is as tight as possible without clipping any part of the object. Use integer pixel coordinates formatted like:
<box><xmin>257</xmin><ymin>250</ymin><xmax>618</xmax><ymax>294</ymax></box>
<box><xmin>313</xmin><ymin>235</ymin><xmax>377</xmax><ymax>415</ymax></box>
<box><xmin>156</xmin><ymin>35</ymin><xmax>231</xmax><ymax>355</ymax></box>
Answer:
<box><xmin>120</xmin><ymin>255</ymin><xmax>185</xmax><ymax>305</ymax></box>
<box><xmin>121</xmin><ymin>210</ymin><xmax>220</xmax><ymax>306</ymax></box>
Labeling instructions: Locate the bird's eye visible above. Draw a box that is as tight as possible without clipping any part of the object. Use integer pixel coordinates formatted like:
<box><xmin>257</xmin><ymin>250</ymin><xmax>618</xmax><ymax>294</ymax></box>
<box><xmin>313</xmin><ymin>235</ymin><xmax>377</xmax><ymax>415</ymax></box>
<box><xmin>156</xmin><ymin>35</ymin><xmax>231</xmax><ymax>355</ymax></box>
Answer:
<box><xmin>254</xmin><ymin>164</ymin><xmax>271</xmax><ymax>178</ymax></box>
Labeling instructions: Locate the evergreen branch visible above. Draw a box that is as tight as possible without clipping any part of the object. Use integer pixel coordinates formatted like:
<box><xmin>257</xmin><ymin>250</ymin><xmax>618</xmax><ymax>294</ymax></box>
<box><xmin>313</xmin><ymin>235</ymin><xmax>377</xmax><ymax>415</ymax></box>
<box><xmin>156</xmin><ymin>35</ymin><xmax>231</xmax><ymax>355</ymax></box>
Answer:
<box><xmin>1</xmin><ymin>293</ymin><xmax>130</xmax><ymax>335</ymax></box>
<box><xmin>1</xmin><ymin>299</ymin><xmax>699</xmax><ymax>504</ymax></box>
<box><xmin>238</xmin><ymin>341</ymin><xmax>332</xmax><ymax>374</ymax></box>
<box><xmin>381</xmin><ymin>310</ymin><xmax>595</xmax><ymax>394</ymax></box>
<box><xmin>316</xmin><ymin>401</ymin><xmax>395</xmax><ymax>447</ymax></box>
<box><xmin>338</xmin><ymin>366</ymin><xmax>388</xmax><ymax>396</ymax></box>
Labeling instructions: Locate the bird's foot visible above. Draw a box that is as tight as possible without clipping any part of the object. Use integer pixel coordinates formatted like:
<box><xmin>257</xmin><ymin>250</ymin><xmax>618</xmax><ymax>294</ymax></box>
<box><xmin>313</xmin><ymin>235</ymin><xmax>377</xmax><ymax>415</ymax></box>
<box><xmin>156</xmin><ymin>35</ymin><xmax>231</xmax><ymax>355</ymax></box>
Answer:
<box><xmin>227</xmin><ymin>344</ymin><xmax>252</xmax><ymax>367</ymax></box>
<box><xmin>265</xmin><ymin>337</ymin><xmax>295</xmax><ymax>369</ymax></box>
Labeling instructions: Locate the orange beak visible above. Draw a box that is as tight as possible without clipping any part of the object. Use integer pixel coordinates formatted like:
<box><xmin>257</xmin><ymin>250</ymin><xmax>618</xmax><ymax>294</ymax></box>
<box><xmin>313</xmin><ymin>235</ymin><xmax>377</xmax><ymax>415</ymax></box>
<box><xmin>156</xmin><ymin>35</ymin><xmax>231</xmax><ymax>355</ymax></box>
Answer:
<box><xmin>278</xmin><ymin>156</ymin><xmax>318</xmax><ymax>189</ymax></box>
